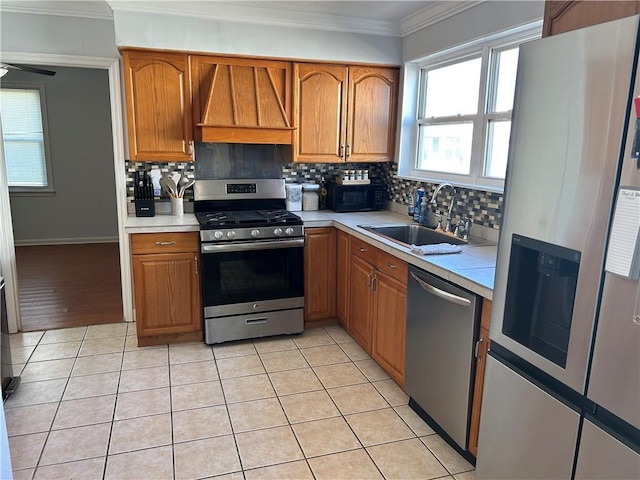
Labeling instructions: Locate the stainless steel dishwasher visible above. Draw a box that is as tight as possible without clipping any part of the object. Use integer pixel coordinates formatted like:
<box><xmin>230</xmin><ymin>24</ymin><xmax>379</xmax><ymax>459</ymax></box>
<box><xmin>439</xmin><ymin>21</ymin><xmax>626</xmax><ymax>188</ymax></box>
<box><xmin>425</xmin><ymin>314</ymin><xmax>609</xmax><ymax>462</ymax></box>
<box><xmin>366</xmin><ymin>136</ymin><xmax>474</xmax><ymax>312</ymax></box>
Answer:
<box><xmin>405</xmin><ymin>265</ymin><xmax>479</xmax><ymax>451</ymax></box>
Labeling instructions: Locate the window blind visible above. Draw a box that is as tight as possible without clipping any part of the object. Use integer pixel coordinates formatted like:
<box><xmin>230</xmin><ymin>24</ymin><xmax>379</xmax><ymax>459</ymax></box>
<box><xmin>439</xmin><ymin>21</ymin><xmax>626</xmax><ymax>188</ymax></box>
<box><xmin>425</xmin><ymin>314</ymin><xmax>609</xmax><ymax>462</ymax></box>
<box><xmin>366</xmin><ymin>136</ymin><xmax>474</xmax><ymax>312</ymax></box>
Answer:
<box><xmin>0</xmin><ymin>88</ymin><xmax>48</xmax><ymax>187</ymax></box>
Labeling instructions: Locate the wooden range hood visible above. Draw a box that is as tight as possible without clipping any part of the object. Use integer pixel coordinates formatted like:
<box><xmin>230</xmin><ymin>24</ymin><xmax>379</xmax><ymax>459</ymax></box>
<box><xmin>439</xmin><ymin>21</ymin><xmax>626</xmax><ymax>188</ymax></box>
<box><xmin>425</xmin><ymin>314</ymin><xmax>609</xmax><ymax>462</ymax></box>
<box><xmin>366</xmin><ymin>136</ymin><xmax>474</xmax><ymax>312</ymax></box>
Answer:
<box><xmin>191</xmin><ymin>56</ymin><xmax>295</xmax><ymax>144</ymax></box>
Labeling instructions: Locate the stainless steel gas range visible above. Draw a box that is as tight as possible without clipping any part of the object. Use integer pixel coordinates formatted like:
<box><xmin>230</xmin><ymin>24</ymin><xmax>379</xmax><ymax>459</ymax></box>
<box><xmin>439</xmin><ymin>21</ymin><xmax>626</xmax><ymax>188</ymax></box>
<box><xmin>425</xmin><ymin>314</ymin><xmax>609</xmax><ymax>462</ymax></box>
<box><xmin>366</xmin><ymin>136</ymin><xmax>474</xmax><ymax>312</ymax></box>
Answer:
<box><xmin>194</xmin><ymin>179</ymin><xmax>305</xmax><ymax>344</ymax></box>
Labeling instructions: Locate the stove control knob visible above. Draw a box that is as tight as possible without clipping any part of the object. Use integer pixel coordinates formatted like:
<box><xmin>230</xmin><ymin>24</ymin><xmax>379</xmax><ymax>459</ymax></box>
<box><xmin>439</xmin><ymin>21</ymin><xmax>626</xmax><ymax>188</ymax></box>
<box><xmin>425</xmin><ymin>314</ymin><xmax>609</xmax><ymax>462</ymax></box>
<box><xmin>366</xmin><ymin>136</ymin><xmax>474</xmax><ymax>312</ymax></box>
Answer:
<box><xmin>214</xmin><ymin>231</ymin><xmax>224</xmax><ymax>240</ymax></box>
<box><xmin>226</xmin><ymin>231</ymin><xmax>236</xmax><ymax>240</ymax></box>
<box><xmin>285</xmin><ymin>227</ymin><xmax>294</xmax><ymax>236</ymax></box>
<box><xmin>274</xmin><ymin>228</ymin><xmax>283</xmax><ymax>237</ymax></box>
<box><xmin>251</xmin><ymin>229</ymin><xmax>260</xmax><ymax>238</ymax></box>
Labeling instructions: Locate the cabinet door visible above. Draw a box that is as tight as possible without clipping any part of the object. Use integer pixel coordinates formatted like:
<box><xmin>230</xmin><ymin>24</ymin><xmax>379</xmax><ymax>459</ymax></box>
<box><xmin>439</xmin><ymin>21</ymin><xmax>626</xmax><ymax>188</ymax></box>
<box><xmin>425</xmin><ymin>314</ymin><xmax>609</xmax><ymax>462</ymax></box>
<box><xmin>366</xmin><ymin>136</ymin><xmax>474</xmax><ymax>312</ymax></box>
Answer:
<box><xmin>132</xmin><ymin>252</ymin><xmax>201</xmax><ymax>338</ymax></box>
<box><xmin>468</xmin><ymin>299</ymin><xmax>492</xmax><ymax>457</ymax></box>
<box><xmin>304</xmin><ymin>227</ymin><xmax>337</xmax><ymax>323</ymax></box>
<box><xmin>123</xmin><ymin>51</ymin><xmax>193</xmax><ymax>161</ymax></box>
<box><xmin>336</xmin><ymin>230</ymin><xmax>350</xmax><ymax>328</ymax></box>
<box><xmin>346</xmin><ymin>66</ymin><xmax>398</xmax><ymax>163</ymax></box>
<box><xmin>293</xmin><ymin>64</ymin><xmax>348</xmax><ymax>163</ymax></box>
<box><xmin>372</xmin><ymin>270</ymin><xmax>407</xmax><ymax>386</ymax></box>
<box><xmin>543</xmin><ymin>1</ymin><xmax>640</xmax><ymax>37</ymax></box>
<box><xmin>348</xmin><ymin>254</ymin><xmax>374</xmax><ymax>353</ymax></box>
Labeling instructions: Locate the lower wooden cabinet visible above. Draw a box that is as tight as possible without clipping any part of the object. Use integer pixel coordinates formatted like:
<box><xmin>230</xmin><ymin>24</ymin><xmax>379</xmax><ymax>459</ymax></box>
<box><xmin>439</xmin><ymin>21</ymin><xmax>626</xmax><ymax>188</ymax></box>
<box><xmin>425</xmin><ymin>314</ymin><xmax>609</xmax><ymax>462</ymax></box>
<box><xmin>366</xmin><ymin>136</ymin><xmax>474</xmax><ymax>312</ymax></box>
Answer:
<box><xmin>303</xmin><ymin>227</ymin><xmax>336</xmax><ymax>324</ymax></box>
<box><xmin>348</xmin><ymin>235</ymin><xmax>407</xmax><ymax>385</ymax></box>
<box><xmin>468</xmin><ymin>298</ymin><xmax>492</xmax><ymax>457</ymax></box>
<box><xmin>372</xmin><ymin>270</ymin><xmax>407</xmax><ymax>386</ymax></box>
<box><xmin>336</xmin><ymin>229</ymin><xmax>350</xmax><ymax>328</ymax></box>
<box><xmin>131</xmin><ymin>232</ymin><xmax>202</xmax><ymax>346</ymax></box>
<box><xmin>348</xmin><ymin>254</ymin><xmax>375</xmax><ymax>352</ymax></box>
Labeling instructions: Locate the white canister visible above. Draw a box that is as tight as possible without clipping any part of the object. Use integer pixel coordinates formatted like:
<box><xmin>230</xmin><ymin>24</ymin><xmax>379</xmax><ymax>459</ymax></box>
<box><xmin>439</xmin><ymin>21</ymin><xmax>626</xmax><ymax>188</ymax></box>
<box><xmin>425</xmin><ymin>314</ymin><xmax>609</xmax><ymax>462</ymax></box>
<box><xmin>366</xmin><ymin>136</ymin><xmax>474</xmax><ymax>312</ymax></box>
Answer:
<box><xmin>285</xmin><ymin>183</ymin><xmax>303</xmax><ymax>211</ymax></box>
<box><xmin>302</xmin><ymin>183</ymin><xmax>320</xmax><ymax>211</ymax></box>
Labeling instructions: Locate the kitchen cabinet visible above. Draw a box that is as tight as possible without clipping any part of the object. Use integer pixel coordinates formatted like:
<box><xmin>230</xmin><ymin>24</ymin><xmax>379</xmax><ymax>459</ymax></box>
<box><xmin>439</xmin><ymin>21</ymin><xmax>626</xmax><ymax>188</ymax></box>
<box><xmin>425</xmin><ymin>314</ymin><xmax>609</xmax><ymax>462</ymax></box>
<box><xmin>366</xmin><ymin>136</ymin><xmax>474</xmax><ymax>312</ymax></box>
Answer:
<box><xmin>336</xmin><ymin>229</ymin><xmax>350</xmax><ymax>328</ymax></box>
<box><xmin>131</xmin><ymin>232</ymin><xmax>201</xmax><ymax>346</ymax></box>
<box><xmin>303</xmin><ymin>227</ymin><xmax>336</xmax><ymax>324</ymax></box>
<box><xmin>122</xmin><ymin>50</ymin><xmax>193</xmax><ymax>162</ymax></box>
<box><xmin>349</xmin><ymin>236</ymin><xmax>407</xmax><ymax>385</ymax></box>
<box><xmin>468</xmin><ymin>298</ymin><xmax>492</xmax><ymax>457</ymax></box>
<box><xmin>293</xmin><ymin>63</ymin><xmax>398</xmax><ymax>163</ymax></box>
<box><xmin>190</xmin><ymin>55</ymin><xmax>294</xmax><ymax>144</ymax></box>
<box><xmin>543</xmin><ymin>1</ymin><xmax>640</xmax><ymax>37</ymax></box>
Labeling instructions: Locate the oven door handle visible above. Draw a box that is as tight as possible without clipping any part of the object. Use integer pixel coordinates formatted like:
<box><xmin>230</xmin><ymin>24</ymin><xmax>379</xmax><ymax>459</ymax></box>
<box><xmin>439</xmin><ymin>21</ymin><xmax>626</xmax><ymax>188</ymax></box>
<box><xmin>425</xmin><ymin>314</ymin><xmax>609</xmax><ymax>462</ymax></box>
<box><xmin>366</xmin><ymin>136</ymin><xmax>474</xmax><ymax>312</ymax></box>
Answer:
<box><xmin>201</xmin><ymin>238</ymin><xmax>305</xmax><ymax>253</ymax></box>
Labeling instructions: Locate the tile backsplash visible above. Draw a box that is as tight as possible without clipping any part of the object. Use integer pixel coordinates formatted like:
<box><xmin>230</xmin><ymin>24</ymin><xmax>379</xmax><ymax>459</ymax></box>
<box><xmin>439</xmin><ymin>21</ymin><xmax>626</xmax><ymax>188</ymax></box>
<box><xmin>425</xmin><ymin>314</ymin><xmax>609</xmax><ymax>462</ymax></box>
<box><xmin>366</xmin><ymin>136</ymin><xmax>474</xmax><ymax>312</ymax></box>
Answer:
<box><xmin>125</xmin><ymin>158</ymin><xmax>502</xmax><ymax>230</ymax></box>
<box><xmin>379</xmin><ymin>162</ymin><xmax>503</xmax><ymax>230</ymax></box>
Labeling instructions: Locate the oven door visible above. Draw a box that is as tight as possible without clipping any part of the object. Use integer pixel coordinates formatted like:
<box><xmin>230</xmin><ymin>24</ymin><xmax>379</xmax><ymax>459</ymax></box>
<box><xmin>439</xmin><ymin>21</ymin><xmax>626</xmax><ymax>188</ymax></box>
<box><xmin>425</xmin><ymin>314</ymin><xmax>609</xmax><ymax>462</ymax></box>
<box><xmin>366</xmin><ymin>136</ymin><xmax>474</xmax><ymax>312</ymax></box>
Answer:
<box><xmin>201</xmin><ymin>238</ymin><xmax>304</xmax><ymax>318</ymax></box>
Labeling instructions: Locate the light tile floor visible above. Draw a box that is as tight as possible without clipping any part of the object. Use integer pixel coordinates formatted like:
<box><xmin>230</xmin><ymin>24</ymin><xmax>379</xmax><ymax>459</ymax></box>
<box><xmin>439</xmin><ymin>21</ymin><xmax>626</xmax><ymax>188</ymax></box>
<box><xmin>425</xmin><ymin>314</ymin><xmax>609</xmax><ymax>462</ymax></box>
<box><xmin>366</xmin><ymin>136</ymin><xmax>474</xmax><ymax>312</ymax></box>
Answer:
<box><xmin>6</xmin><ymin>323</ymin><xmax>476</xmax><ymax>480</ymax></box>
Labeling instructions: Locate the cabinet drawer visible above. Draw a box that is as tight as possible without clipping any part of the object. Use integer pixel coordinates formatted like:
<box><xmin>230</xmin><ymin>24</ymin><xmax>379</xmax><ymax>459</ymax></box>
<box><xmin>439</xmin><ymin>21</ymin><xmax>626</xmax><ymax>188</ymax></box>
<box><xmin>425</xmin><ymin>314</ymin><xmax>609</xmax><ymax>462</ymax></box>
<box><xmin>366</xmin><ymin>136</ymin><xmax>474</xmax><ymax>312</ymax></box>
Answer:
<box><xmin>375</xmin><ymin>250</ymin><xmax>407</xmax><ymax>284</ymax></box>
<box><xmin>131</xmin><ymin>232</ymin><xmax>199</xmax><ymax>254</ymax></box>
<box><xmin>351</xmin><ymin>236</ymin><xmax>377</xmax><ymax>264</ymax></box>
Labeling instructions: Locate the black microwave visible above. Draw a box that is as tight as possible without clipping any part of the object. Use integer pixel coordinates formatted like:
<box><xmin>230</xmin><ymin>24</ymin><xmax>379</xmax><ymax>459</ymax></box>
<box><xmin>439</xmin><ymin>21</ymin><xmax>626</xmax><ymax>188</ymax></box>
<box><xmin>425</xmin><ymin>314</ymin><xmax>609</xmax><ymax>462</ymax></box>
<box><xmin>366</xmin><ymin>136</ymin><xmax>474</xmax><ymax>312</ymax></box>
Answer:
<box><xmin>326</xmin><ymin>183</ymin><xmax>385</xmax><ymax>212</ymax></box>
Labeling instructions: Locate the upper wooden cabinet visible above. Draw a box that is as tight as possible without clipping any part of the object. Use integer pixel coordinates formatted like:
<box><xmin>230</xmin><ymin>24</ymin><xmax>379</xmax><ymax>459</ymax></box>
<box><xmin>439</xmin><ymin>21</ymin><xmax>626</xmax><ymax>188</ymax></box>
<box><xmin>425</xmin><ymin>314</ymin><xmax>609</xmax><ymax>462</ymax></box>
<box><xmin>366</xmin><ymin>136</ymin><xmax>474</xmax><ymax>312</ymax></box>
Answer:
<box><xmin>122</xmin><ymin>50</ymin><xmax>193</xmax><ymax>162</ymax></box>
<box><xmin>347</xmin><ymin>66</ymin><xmax>399</xmax><ymax>163</ymax></box>
<box><xmin>293</xmin><ymin>63</ymin><xmax>398</xmax><ymax>163</ymax></box>
<box><xmin>543</xmin><ymin>1</ymin><xmax>640</xmax><ymax>37</ymax></box>
<box><xmin>191</xmin><ymin>56</ymin><xmax>294</xmax><ymax>144</ymax></box>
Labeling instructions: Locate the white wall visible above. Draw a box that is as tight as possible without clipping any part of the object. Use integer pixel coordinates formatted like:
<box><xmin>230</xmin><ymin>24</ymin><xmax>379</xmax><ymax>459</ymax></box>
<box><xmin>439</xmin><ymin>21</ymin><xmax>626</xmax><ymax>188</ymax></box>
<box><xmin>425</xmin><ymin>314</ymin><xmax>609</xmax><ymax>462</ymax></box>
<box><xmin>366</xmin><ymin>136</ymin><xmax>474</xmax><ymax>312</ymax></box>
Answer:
<box><xmin>6</xmin><ymin>66</ymin><xmax>118</xmax><ymax>244</ymax></box>
<box><xmin>0</xmin><ymin>12</ymin><xmax>118</xmax><ymax>58</ymax></box>
<box><xmin>403</xmin><ymin>1</ymin><xmax>544</xmax><ymax>61</ymax></box>
<box><xmin>112</xmin><ymin>10</ymin><xmax>402</xmax><ymax>65</ymax></box>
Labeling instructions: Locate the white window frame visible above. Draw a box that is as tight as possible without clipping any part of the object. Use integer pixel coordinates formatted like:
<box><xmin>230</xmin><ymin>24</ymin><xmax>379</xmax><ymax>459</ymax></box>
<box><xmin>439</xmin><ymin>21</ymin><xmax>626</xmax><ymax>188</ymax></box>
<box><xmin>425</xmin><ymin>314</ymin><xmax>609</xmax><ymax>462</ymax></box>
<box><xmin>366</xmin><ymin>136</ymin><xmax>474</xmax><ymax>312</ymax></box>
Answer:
<box><xmin>397</xmin><ymin>21</ymin><xmax>542</xmax><ymax>192</ymax></box>
<box><xmin>1</xmin><ymin>82</ymin><xmax>55</xmax><ymax>195</ymax></box>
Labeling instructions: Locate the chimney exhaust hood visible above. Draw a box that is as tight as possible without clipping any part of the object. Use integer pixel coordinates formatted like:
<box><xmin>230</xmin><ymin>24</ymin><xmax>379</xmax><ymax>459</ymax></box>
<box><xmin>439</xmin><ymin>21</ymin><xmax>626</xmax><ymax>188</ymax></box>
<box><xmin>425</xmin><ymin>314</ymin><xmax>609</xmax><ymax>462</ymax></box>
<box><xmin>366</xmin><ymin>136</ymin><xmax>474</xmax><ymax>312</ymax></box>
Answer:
<box><xmin>192</xmin><ymin>56</ymin><xmax>295</xmax><ymax>145</ymax></box>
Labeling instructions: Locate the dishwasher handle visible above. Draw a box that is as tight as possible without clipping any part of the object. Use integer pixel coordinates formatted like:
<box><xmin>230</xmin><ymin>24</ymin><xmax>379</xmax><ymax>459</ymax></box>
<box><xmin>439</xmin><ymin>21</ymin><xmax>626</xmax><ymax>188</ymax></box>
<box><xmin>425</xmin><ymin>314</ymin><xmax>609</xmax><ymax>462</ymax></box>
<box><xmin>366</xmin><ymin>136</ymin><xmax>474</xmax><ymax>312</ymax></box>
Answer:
<box><xmin>409</xmin><ymin>271</ymin><xmax>471</xmax><ymax>307</ymax></box>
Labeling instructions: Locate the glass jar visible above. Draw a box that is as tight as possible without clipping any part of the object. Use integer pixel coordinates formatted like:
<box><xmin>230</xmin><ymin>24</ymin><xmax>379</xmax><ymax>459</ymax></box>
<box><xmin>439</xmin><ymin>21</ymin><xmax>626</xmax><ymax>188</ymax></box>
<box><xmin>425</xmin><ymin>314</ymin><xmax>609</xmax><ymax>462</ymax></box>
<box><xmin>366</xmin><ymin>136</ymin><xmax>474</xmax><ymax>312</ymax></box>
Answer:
<box><xmin>302</xmin><ymin>183</ymin><xmax>320</xmax><ymax>211</ymax></box>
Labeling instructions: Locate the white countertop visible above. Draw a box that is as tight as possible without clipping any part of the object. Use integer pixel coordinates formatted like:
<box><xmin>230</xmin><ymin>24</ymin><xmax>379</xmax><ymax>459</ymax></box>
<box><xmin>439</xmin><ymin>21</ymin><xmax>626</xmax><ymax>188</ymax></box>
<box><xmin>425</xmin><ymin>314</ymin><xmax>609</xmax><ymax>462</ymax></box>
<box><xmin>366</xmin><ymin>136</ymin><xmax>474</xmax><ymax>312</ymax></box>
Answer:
<box><xmin>125</xmin><ymin>210</ymin><xmax>497</xmax><ymax>299</ymax></box>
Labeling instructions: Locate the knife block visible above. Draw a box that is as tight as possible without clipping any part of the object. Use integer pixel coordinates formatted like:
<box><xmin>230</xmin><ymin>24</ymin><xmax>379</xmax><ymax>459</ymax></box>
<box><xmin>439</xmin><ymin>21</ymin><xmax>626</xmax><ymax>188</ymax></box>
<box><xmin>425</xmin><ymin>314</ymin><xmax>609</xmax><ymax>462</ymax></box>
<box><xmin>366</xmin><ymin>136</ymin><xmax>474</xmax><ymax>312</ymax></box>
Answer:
<box><xmin>135</xmin><ymin>199</ymin><xmax>155</xmax><ymax>217</ymax></box>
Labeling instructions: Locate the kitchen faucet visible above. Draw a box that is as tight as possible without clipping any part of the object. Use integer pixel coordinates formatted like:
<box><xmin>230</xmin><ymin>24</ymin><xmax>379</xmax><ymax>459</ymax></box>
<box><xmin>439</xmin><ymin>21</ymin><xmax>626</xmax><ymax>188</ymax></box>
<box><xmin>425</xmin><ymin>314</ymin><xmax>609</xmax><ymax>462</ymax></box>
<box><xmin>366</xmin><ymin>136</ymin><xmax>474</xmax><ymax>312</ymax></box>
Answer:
<box><xmin>428</xmin><ymin>183</ymin><xmax>457</xmax><ymax>232</ymax></box>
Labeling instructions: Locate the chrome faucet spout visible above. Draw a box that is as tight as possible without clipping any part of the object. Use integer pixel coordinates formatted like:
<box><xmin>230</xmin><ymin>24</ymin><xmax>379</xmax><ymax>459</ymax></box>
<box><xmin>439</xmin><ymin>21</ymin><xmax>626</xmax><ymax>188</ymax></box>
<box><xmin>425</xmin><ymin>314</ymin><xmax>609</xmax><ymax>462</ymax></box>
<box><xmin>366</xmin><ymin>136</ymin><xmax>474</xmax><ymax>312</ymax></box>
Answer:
<box><xmin>428</xmin><ymin>183</ymin><xmax>457</xmax><ymax>231</ymax></box>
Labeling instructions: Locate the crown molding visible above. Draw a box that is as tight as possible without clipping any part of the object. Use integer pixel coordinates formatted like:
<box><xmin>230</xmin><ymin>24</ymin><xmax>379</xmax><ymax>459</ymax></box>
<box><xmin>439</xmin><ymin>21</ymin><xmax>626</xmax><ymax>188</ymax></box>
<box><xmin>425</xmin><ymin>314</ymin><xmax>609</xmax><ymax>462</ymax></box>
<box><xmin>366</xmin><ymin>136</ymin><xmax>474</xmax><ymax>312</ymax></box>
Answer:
<box><xmin>0</xmin><ymin>2</ymin><xmax>113</xmax><ymax>20</ymax></box>
<box><xmin>107</xmin><ymin>1</ymin><xmax>401</xmax><ymax>37</ymax></box>
<box><xmin>401</xmin><ymin>1</ymin><xmax>484</xmax><ymax>36</ymax></box>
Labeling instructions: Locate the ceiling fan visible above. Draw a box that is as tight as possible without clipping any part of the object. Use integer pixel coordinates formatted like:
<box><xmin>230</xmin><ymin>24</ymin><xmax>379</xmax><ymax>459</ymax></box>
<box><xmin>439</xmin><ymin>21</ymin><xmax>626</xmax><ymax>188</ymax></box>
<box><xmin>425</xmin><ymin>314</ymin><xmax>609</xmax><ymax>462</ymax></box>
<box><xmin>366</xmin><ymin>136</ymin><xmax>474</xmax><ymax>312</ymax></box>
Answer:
<box><xmin>0</xmin><ymin>63</ymin><xmax>56</xmax><ymax>77</ymax></box>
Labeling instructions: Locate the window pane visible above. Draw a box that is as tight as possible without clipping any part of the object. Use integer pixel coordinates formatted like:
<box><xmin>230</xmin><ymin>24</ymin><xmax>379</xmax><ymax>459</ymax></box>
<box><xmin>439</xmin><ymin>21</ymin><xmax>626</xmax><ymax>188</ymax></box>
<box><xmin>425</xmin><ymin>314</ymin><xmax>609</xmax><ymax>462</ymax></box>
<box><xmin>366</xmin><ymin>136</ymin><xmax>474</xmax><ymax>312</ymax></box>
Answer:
<box><xmin>485</xmin><ymin>119</ymin><xmax>511</xmax><ymax>179</ymax></box>
<box><xmin>424</xmin><ymin>57</ymin><xmax>481</xmax><ymax>117</ymax></box>
<box><xmin>0</xmin><ymin>88</ymin><xmax>48</xmax><ymax>187</ymax></box>
<box><xmin>491</xmin><ymin>48</ymin><xmax>519</xmax><ymax>113</ymax></box>
<box><xmin>417</xmin><ymin>123</ymin><xmax>473</xmax><ymax>175</ymax></box>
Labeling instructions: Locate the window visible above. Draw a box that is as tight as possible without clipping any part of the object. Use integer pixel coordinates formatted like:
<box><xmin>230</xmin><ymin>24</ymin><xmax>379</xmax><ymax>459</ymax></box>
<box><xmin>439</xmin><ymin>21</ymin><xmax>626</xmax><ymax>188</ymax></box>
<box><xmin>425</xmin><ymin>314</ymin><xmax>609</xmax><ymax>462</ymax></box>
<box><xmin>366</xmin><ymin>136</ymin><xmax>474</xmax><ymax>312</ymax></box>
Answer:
<box><xmin>0</xmin><ymin>85</ymin><xmax>53</xmax><ymax>193</ymax></box>
<box><xmin>398</xmin><ymin>23</ymin><xmax>541</xmax><ymax>191</ymax></box>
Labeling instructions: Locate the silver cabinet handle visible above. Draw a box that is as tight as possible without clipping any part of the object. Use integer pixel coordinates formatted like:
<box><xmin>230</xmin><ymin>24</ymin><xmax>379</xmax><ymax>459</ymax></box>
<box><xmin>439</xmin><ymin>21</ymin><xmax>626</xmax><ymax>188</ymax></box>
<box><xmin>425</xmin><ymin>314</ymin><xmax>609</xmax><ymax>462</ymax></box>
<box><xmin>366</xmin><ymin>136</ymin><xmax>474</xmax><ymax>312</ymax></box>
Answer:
<box><xmin>359</xmin><ymin>247</ymin><xmax>367</xmax><ymax>252</ymax></box>
<box><xmin>474</xmin><ymin>337</ymin><xmax>484</xmax><ymax>358</ymax></box>
<box><xmin>410</xmin><ymin>272</ymin><xmax>471</xmax><ymax>307</ymax></box>
<box><xmin>340</xmin><ymin>144</ymin><xmax>345</xmax><ymax>160</ymax></box>
<box><xmin>155</xmin><ymin>241</ymin><xmax>176</xmax><ymax>246</ymax></box>
<box><xmin>346</xmin><ymin>143</ymin><xmax>351</xmax><ymax>159</ymax></box>
<box><xmin>386</xmin><ymin>262</ymin><xmax>398</xmax><ymax>269</ymax></box>
<box><xmin>371</xmin><ymin>274</ymin><xmax>377</xmax><ymax>291</ymax></box>
<box><xmin>194</xmin><ymin>256</ymin><xmax>198</xmax><ymax>275</ymax></box>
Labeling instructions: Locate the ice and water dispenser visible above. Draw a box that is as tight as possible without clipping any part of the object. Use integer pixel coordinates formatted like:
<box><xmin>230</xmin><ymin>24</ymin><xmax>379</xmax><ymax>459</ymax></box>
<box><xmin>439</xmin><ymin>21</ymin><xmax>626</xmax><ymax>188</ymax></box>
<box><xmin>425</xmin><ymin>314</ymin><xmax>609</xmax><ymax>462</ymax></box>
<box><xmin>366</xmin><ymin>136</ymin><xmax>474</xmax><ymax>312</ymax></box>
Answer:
<box><xmin>502</xmin><ymin>234</ymin><xmax>581</xmax><ymax>368</ymax></box>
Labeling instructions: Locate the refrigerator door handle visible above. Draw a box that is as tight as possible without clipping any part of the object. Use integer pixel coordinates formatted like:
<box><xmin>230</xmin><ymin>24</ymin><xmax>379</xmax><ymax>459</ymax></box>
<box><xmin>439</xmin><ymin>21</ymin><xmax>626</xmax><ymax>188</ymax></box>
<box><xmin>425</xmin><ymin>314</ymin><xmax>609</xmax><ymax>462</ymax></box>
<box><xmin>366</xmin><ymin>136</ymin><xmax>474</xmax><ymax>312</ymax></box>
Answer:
<box><xmin>410</xmin><ymin>272</ymin><xmax>471</xmax><ymax>307</ymax></box>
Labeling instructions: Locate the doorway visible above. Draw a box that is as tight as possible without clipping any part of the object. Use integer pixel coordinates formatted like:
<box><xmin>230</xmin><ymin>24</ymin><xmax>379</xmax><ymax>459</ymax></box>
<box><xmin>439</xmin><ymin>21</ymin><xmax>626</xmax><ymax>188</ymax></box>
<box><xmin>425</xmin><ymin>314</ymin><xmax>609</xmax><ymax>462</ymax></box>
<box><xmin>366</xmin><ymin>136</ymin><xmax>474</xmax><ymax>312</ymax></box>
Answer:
<box><xmin>0</xmin><ymin>53</ymin><xmax>132</xmax><ymax>334</ymax></box>
<box><xmin>2</xmin><ymin>64</ymin><xmax>123</xmax><ymax>332</ymax></box>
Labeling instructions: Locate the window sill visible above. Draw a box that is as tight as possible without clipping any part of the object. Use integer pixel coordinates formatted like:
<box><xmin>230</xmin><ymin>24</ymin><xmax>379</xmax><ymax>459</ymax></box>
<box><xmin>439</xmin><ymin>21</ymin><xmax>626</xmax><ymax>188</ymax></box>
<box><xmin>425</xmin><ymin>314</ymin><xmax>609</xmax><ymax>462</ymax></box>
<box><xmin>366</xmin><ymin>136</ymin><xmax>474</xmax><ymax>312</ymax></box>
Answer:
<box><xmin>9</xmin><ymin>189</ymin><xmax>56</xmax><ymax>197</ymax></box>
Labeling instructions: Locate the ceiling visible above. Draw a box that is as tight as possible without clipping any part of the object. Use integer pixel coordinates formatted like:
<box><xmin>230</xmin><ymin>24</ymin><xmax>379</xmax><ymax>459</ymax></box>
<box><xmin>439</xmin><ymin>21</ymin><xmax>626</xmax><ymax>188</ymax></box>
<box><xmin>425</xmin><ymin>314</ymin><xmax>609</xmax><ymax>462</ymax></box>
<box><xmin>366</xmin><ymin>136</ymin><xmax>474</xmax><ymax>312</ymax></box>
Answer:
<box><xmin>0</xmin><ymin>0</ymin><xmax>483</xmax><ymax>36</ymax></box>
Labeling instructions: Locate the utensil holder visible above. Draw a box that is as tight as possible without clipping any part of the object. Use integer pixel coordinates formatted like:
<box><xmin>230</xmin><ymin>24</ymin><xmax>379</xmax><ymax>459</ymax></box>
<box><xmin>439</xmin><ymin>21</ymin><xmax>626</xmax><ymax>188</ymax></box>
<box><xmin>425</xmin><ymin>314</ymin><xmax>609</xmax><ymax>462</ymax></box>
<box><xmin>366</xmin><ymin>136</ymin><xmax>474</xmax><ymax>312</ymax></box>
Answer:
<box><xmin>135</xmin><ymin>199</ymin><xmax>155</xmax><ymax>217</ymax></box>
<box><xmin>171</xmin><ymin>197</ymin><xmax>184</xmax><ymax>216</ymax></box>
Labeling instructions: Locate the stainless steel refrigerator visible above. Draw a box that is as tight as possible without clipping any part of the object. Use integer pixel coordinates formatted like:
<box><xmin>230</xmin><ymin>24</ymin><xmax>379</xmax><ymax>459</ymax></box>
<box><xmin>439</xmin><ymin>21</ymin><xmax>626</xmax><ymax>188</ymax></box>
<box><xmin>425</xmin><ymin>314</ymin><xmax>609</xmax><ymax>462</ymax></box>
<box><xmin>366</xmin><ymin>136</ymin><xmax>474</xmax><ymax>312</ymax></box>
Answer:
<box><xmin>476</xmin><ymin>15</ymin><xmax>640</xmax><ymax>479</ymax></box>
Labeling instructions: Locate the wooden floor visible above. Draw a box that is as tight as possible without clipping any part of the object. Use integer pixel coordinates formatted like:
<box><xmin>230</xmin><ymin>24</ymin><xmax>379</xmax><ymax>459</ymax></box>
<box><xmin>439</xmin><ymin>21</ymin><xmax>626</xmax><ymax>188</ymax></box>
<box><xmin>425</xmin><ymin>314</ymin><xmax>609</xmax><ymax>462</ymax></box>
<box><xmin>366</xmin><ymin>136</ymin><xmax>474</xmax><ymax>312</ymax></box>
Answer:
<box><xmin>15</xmin><ymin>243</ymin><xmax>123</xmax><ymax>332</ymax></box>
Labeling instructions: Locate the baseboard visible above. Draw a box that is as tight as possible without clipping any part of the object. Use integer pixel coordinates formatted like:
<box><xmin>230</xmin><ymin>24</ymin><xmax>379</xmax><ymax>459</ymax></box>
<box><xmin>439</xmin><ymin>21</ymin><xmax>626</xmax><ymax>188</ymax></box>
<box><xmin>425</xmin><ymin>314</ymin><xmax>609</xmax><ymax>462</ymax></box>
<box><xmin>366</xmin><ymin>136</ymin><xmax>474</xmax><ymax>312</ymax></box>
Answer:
<box><xmin>14</xmin><ymin>237</ymin><xmax>119</xmax><ymax>246</ymax></box>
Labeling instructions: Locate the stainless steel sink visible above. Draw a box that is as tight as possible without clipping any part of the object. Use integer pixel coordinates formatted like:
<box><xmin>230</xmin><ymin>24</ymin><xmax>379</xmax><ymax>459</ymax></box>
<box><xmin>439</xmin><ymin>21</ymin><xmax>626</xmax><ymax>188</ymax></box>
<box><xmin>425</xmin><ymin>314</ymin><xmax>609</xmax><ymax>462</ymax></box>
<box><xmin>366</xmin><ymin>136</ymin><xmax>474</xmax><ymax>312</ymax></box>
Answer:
<box><xmin>359</xmin><ymin>223</ymin><xmax>469</xmax><ymax>247</ymax></box>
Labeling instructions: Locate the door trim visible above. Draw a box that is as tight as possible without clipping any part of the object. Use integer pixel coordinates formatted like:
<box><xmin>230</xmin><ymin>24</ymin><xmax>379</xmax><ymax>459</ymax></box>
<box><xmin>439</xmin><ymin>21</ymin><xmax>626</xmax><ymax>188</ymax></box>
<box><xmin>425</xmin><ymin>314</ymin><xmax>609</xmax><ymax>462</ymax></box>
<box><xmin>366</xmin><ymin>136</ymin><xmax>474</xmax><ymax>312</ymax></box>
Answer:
<box><xmin>0</xmin><ymin>51</ymin><xmax>132</xmax><ymax>332</ymax></box>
